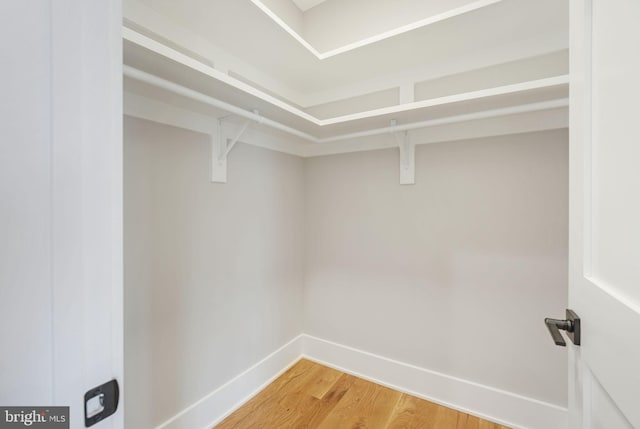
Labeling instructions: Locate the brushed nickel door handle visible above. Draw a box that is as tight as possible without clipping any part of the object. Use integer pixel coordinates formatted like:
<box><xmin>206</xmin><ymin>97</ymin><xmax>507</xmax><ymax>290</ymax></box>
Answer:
<box><xmin>545</xmin><ymin>309</ymin><xmax>581</xmax><ymax>347</ymax></box>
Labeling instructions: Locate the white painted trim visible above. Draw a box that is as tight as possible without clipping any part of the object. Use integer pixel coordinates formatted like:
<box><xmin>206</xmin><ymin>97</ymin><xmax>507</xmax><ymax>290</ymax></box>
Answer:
<box><xmin>50</xmin><ymin>1</ymin><xmax>124</xmax><ymax>427</ymax></box>
<box><xmin>124</xmin><ymin>59</ymin><xmax>568</xmax><ymax>147</ymax></box>
<box><xmin>124</xmin><ymin>27</ymin><xmax>569</xmax><ymax>134</ymax></box>
<box><xmin>124</xmin><ymin>0</ymin><xmax>566</xmax><ymax>109</ymax></box>
<box><xmin>124</xmin><ymin>91</ymin><xmax>311</xmax><ymax>157</ymax></box>
<box><xmin>303</xmin><ymin>107</ymin><xmax>568</xmax><ymax>157</ymax></box>
<box><xmin>317</xmin><ymin>0</ymin><xmax>504</xmax><ymax>59</ymax></box>
<box><xmin>248</xmin><ymin>0</ymin><xmax>321</xmax><ymax>57</ymax></box>
<box><xmin>122</xmin><ymin>65</ymin><xmax>319</xmax><ymax>136</ymax></box>
<box><xmin>123</xmin><ymin>28</ymin><xmax>320</xmax><ymax>125</ymax></box>
<box><xmin>152</xmin><ymin>335</ymin><xmax>303</xmax><ymax>429</ymax></box>
<box><xmin>302</xmin><ymin>335</ymin><xmax>568</xmax><ymax>429</ymax></box>
<box><xmin>125</xmin><ymin>89</ymin><xmax>568</xmax><ymax>159</ymax></box>
<box><xmin>123</xmin><ymin>0</ymin><xmax>305</xmax><ymax>105</ymax></box>
<box><xmin>319</xmin><ymin>99</ymin><xmax>568</xmax><ymax>142</ymax></box>
<box><xmin>300</xmin><ymin>41</ymin><xmax>568</xmax><ymax>107</ymax></box>
<box><xmin>249</xmin><ymin>0</ymin><xmax>503</xmax><ymax>60</ymax></box>
<box><xmin>149</xmin><ymin>333</ymin><xmax>567</xmax><ymax>429</ymax></box>
<box><xmin>320</xmin><ymin>76</ymin><xmax>569</xmax><ymax>125</ymax></box>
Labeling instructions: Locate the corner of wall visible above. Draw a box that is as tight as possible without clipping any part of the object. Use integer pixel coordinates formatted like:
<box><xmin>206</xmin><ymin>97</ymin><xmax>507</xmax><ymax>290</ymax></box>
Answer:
<box><xmin>153</xmin><ymin>335</ymin><xmax>304</xmax><ymax>429</ymax></box>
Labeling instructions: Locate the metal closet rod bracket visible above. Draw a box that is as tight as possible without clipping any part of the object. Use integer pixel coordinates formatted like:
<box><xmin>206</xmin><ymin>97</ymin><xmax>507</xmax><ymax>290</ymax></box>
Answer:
<box><xmin>390</xmin><ymin>119</ymin><xmax>415</xmax><ymax>185</ymax></box>
<box><xmin>211</xmin><ymin>110</ymin><xmax>261</xmax><ymax>183</ymax></box>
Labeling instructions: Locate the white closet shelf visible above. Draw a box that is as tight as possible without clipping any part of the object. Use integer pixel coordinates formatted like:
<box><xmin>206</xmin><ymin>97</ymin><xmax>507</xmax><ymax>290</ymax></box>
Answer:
<box><xmin>123</xmin><ymin>26</ymin><xmax>568</xmax><ymax>143</ymax></box>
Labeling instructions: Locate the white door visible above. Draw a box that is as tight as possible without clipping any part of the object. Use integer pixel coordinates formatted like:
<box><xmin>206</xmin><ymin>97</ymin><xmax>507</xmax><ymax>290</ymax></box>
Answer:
<box><xmin>0</xmin><ymin>1</ymin><xmax>123</xmax><ymax>428</ymax></box>
<box><xmin>568</xmin><ymin>0</ymin><xmax>640</xmax><ymax>428</ymax></box>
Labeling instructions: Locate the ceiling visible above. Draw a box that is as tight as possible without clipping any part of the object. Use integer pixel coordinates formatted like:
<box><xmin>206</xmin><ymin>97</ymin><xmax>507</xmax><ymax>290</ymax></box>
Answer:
<box><xmin>123</xmin><ymin>0</ymin><xmax>569</xmax><ymax>150</ymax></box>
<box><xmin>291</xmin><ymin>0</ymin><xmax>327</xmax><ymax>12</ymax></box>
<box><xmin>253</xmin><ymin>0</ymin><xmax>512</xmax><ymax>57</ymax></box>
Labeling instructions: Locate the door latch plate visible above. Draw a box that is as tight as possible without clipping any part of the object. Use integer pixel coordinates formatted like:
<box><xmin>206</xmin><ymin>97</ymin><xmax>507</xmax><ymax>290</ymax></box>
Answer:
<box><xmin>84</xmin><ymin>379</ymin><xmax>119</xmax><ymax>427</ymax></box>
<box><xmin>566</xmin><ymin>308</ymin><xmax>581</xmax><ymax>346</ymax></box>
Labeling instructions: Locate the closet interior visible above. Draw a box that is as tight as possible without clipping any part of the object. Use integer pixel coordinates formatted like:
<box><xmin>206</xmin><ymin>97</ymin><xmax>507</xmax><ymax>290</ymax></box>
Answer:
<box><xmin>122</xmin><ymin>1</ymin><xmax>569</xmax><ymax>428</ymax></box>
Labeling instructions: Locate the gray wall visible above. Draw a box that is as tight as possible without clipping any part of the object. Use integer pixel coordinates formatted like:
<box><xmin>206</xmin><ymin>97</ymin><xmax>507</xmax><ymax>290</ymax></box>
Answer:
<box><xmin>304</xmin><ymin>129</ymin><xmax>569</xmax><ymax>406</ymax></box>
<box><xmin>124</xmin><ymin>117</ymin><xmax>305</xmax><ymax>428</ymax></box>
<box><xmin>125</xmin><ymin>120</ymin><xmax>569</xmax><ymax>428</ymax></box>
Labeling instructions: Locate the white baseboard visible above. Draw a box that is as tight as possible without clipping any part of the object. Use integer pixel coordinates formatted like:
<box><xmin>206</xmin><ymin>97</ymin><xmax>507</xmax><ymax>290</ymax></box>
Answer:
<box><xmin>152</xmin><ymin>333</ymin><xmax>567</xmax><ymax>429</ymax></box>
<box><xmin>153</xmin><ymin>335</ymin><xmax>303</xmax><ymax>429</ymax></box>
<box><xmin>302</xmin><ymin>335</ymin><xmax>568</xmax><ymax>429</ymax></box>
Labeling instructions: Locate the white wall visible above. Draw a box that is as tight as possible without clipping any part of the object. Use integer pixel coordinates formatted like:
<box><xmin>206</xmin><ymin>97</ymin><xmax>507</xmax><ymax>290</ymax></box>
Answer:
<box><xmin>304</xmin><ymin>130</ymin><xmax>569</xmax><ymax>407</ymax></box>
<box><xmin>124</xmin><ymin>117</ymin><xmax>305</xmax><ymax>429</ymax></box>
<box><xmin>2</xmin><ymin>4</ymin><xmax>123</xmax><ymax>427</ymax></box>
<box><xmin>0</xmin><ymin>0</ymin><xmax>53</xmax><ymax>404</ymax></box>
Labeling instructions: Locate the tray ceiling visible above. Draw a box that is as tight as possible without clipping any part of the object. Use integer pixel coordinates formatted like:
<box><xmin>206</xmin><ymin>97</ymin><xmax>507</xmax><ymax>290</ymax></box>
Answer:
<box><xmin>253</xmin><ymin>0</ymin><xmax>506</xmax><ymax>58</ymax></box>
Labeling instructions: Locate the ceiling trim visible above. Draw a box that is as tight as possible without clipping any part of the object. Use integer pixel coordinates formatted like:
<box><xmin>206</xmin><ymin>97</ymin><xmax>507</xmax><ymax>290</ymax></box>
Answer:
<box><xmin>249</xmin><ymin>0</ymin><xmax>504</xmax><ymax>59</ymax></box>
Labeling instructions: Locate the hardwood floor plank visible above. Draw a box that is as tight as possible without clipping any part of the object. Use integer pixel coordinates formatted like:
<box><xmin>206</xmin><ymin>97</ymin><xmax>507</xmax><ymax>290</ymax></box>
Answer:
<box><xmin>456</xmin><ymin>413</ymin><xmax>480</xmax><ymax>429</ymax></box>
<box><xmin>318</xmin><ymin>378</ymin><xmax>401</xmax><ymax>429</ymax></box>
<box><xmin>288</xmin><ymin>373</ymin><xmax>357</xmax><ymax>428</ymax></box>
<box><xmin>315</xmin><ymin>376</ymin><xmax>402</xmax><ymax>429</ymax></box>
<box><xmin>431</xmin><ymin>402</ymin><xmax>459</xmax><ymax>428</ymax></box>
<box><xmin>216</xmin><ymin>360</ymin><xmax>318</xmax><ymax>429</ymax></box>
<box><xmin>386</xmin><ymin>394</ymin><xmax>440</xmax><ymax>429</ymax></box>
<box><xmin>305</xmin><ymin>363</ymin><xmax>343</xmax><ymax>399</ymax></box>
<box><xmin>214</xmin><ymin>359</ymin><xmax>511</xmax><ymax>429</ymax></box>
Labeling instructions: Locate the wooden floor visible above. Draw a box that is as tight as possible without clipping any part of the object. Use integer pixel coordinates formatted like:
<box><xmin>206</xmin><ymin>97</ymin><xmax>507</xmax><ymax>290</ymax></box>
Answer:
<box><xmin>215</xmin><ymin>359</ymin><xmax>510</xmax><ymax>429</ymax></box>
